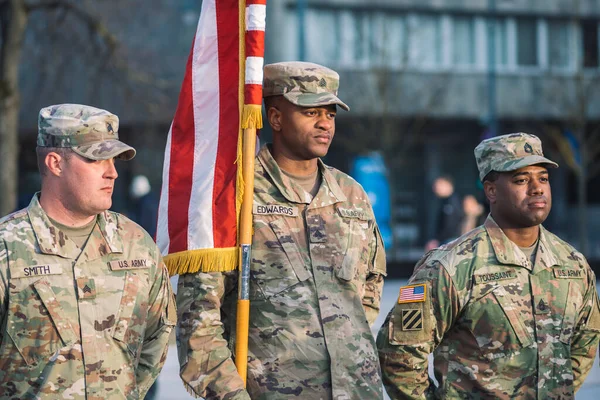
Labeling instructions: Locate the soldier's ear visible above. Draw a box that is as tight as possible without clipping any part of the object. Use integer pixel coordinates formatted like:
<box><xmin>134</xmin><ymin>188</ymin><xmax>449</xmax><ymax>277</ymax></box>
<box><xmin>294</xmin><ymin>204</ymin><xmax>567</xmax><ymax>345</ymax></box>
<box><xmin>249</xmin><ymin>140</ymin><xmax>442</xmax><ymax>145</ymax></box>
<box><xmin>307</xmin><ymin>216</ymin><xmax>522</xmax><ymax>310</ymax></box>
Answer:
<box><xmin>268</xmin><ymin>106</ymin><xmax>282</xmax><ymax>132</ymax></box>
<box><xmin>45</xmin><ymin>152</ymin><xmax>63</xmax><ymax>177</ymax></box>
<box><xmin>483</xmin><ymin>181</ymin><xmax>496</xmax><ymax>204</ymax></box>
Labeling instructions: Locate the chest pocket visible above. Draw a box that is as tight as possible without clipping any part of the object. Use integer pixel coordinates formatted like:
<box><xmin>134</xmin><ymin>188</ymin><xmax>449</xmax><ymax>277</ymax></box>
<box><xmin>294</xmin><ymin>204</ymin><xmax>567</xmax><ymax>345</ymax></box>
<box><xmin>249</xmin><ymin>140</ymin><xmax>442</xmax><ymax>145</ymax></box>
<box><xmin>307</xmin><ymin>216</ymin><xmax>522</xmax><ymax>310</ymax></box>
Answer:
<box><xmin>560</xmin><ymin>281</ymin><xmax>584</xmax><ymax>344</ymax></box>
<box><xmin>111</xmin><ymin>272</ymin><xmax>150</xmax><ymax>362</ymax></box>
<box><xmin>250</xmin><ymin>217</ymin><xmax>311</xmax><ymax>300</ymax></box>
<box><xmin>6</xmin><ymin>278</ymin><xmax>78</xmax><ymax>365</ymax></box>
<box><xmin>465</xmin><ymin>282</ymin><xmax>533</xmax><ymax>359</ymax></box>
<box><xmin>334</xmin><ymin>214</ymin><xmax>372</xmax><ymax>283</ymax></box>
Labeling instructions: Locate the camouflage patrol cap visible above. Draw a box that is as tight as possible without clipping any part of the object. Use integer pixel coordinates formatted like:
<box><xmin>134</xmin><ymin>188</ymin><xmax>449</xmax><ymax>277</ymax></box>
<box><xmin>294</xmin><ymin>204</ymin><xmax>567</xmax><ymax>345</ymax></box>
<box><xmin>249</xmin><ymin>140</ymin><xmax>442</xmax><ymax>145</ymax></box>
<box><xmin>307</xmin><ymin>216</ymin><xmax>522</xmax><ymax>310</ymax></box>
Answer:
<box><xmin>37</xmin><ymin>104</ymin><xmax>136</xmax><ymax>161</ymax></box>
<box><xmin>475</xmin><ymin>132</ymin><xmax>558</xmax><ymax>181</ymax></box>
<box><xmin>263</xmin><ymin>61</ymin><xmax>350</xmax><ymax>111</ymax></box>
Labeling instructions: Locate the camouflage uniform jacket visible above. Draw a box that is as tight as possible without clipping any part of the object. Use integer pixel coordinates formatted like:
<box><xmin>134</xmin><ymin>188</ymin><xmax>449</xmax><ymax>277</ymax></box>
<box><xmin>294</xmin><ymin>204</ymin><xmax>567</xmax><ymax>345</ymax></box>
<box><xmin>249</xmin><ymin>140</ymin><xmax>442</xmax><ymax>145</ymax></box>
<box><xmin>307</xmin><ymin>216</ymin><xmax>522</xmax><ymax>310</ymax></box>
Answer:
<box><xmin>377</xmin><ymin>215</ymin><xmax>600</xmax><ymax>399</ymax></box>
<box><xmin>177</xmin><ymin>145</ymin><xmax>387</xmax><ymax>400</ymax></box>
<box><xmin>0</xmin><ymin>195</ymin><xmax>177</xmax><ymax>400</ymax></box>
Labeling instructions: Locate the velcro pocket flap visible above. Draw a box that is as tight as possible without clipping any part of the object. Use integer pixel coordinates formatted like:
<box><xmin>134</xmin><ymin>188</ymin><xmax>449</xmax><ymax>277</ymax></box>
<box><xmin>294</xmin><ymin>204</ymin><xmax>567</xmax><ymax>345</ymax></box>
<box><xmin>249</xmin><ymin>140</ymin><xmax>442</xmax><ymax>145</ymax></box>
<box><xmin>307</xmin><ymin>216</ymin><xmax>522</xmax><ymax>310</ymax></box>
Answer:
<box><xmin>269</xmin><ymin>219</ymin><xmax>311</xmax><ymax>282</ymax></box>
<box><xmin>113</xmin><ymin>274</ymin><xmax>140</xmax><ymax>341</ymax></box>
<box><xmin>560</xmin><ymin>282</ymin><xmax>583</xmax><ymax>343</ymax></box>
<box><xmin>492</xmin><ymin>286</ymin><xmax>533</xmax><ymax>348</ymax></box>
<box><xmin>33</xmin><ymin>279</ymin><xmax>78</xmax><ymax>346</ymax></box>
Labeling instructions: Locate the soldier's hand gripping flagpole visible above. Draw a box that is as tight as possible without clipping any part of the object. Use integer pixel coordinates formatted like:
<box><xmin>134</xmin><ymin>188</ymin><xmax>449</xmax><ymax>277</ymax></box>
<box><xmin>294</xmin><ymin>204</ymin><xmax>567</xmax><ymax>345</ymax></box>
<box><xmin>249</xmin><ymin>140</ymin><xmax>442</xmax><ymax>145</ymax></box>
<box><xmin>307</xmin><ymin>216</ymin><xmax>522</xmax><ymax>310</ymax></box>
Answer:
<box><xmin>235</xmin><ymin>0</ymin><xmax>266</xmax><ymax>385</ymax></box>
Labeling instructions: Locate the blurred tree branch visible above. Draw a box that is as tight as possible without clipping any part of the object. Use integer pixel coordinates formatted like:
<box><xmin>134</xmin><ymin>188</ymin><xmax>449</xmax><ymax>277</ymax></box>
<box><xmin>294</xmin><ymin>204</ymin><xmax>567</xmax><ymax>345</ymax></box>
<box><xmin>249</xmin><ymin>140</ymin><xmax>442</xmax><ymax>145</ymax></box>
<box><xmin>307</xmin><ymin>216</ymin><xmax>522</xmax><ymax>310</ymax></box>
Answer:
<box><xmin>0</xmin><ymin>0</ymin><xmax>180</xmax><ymax>215</ymax></box>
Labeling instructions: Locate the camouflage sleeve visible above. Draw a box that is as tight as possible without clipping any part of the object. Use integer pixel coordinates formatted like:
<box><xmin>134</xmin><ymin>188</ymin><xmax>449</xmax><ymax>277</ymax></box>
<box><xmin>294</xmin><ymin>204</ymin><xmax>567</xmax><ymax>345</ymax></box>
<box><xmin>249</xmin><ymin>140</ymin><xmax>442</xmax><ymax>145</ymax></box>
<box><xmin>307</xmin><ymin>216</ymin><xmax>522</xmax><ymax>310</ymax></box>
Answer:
<box><xmin>135</xmin><ymin>256</ymin><xmax>177</xmax><ymax>398</ymax></box>
<box><xmin>0</xmin><ymin>240</ymin><xmax>6</xmax><ymax>335</ymax></box>
<box><xmin>377</xmin><ymin>257</ymin><xmax>460</xmax><ymax>399</ymax></box>
<box><xmin>176</xmin><ymin>270</ymin><xmax>251</xmax><ymax>400</ymax></box>
<box><xmin>571</xmin><ymin>267</ymin><xmax>600</xmax><ymax>392</ymax></box>
<box><xmin>363</xmin><ymin>224</ymin><xmax>387</xmax><ymax>325</ymax></box>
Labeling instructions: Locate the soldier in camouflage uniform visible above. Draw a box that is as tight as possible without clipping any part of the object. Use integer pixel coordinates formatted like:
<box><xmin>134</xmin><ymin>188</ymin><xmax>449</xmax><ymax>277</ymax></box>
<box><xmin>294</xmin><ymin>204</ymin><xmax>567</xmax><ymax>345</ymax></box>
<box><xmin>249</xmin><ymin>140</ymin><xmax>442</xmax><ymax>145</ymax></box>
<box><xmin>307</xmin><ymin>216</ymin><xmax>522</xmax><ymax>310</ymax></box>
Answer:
<box><xmin>0</xmin><ymin>104</ymin><xmax>176</xmax><ymax>399</ymax></box>
<box><xmin>377</xmin><ymin>133</ymin><xmax>600</xmax><ymax>399</ymax></box>
<box><xmin>176</xmin><ymin>62</ymin><xmax>387</xmax><ymax>399</ymax></box>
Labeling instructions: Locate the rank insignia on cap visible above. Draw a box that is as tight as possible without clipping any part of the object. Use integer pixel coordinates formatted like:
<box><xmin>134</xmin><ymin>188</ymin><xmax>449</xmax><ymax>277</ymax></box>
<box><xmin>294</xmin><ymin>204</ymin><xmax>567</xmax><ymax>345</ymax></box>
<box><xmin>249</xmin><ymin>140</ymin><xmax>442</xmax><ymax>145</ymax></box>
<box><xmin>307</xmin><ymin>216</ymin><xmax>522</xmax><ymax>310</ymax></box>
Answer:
<box><xmin>402</xmin><ymin>309</ymin><xmax>423</xmax><ymax>331</ymax></box>
<box><xmin>524</xmin><ymin>143</ymin><xmax>533</xmax><ymax>153</ymax></box>
<box><xmin>398</xmin><ymin>283</ymin><xmax>426</xmax><ymax>304</ymax></box>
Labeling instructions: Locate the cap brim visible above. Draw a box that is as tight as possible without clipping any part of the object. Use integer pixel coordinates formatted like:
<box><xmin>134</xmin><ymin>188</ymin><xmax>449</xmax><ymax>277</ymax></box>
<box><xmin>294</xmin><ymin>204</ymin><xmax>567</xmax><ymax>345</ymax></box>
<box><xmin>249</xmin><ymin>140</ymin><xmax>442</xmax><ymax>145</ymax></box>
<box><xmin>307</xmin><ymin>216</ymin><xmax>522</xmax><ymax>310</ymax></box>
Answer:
<box><xmin>72</xmin><ymin>140</ymin><xmax>136</xmax><ymax>161</ymax></box>
<box><xmin>284</xmin><ymin>92</ymin><xmax>350</xmax><ymax>111</ymax></box>
<box><xmin>493</xmin><ymin>155</ymin><xmax>559</xmax><ymax>173</ymax></box>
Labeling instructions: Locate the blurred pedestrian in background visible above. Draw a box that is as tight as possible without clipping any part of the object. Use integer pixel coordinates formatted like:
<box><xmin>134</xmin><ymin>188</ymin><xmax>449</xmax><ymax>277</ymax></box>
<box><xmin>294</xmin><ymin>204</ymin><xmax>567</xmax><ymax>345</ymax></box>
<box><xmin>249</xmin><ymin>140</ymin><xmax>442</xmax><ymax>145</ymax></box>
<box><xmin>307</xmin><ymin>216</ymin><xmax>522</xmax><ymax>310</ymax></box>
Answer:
<box><xmin>378</xmin><ymin>133</ymin><xmax>600</xmax><ymax>399</ymax></box>
<box><xmin>0</xmin><ymin>104</ymin><xmax>176</xmax><ymax>399</ymax></box>
<box><xmin>129</xmin><ymin>174</ymin><xmax>159</xmax><ymax>238</ymax></box>
<box><xmin>460</xmin><ymin>194</ymin><xmax>485</xmax><ymax>234</ymax></box>
<box><xmin>426</xmin><ymin>175</ymin><xmax>464</xmax><ymax>250</ymax></box>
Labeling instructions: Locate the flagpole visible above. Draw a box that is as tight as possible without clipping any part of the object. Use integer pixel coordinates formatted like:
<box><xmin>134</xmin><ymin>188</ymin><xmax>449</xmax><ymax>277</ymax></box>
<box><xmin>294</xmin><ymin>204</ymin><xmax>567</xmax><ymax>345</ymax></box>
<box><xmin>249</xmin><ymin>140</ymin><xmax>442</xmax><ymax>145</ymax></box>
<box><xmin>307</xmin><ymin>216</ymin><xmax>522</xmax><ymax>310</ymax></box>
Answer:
<box><xmin>235</xmin><ymin>126</ymin><xmax>257</xmax><ymax>385</ymax></box>
<box><xmin>235</xmin><ymin>0</ymin><xmax>266</xmax><ymax>385</ymax></box>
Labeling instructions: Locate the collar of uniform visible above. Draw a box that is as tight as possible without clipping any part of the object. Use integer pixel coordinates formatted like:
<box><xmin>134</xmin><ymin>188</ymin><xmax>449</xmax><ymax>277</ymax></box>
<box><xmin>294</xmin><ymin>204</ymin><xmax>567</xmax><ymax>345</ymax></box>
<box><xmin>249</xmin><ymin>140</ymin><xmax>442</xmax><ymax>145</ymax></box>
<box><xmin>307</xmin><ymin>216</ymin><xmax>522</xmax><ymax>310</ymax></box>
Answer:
<box><xmin>484</xmin><ymin>215</ymin><xmax>558</xmax><ymax>270</ymax></box>
<box><xmin>28</xmin><ymin>193</ymin><xmax>82</xmax><ymax>259</ymax></box>
<box><xmin>28</xmin><ymin>193</ymin><xmax>123</xmax><ymax>258</ymax></box>
<box><xmin>96</xmin><ymin>210</ymin><xmax>124</xmax><ymax>254</ymax></box>
<box><xmin>310</xmin><ymin>161</ymin><xmax>347</xmax><ymax>209</ymax></box>
<box><xmin>257</xmin><ymin>145</ymin><xmax>346</xmax><ymax>205</ymax></box>
<box><xmin>532</xmin><ymin>224</ymin><xmax>559</xmax><ymax>271</ymax></box>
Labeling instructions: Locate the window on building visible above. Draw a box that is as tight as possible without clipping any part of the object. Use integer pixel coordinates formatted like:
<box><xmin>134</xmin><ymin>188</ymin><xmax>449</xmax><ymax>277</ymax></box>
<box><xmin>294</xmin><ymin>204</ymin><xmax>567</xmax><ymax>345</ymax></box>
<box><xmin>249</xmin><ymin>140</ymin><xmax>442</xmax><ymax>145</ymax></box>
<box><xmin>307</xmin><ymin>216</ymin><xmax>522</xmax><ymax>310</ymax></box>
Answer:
<box><xmin>485</xmin><ymin>18</ymin><xmax>509</xmax><ymax>68</ymax></box>
<box><xmin>381</xmin><ymin>13</ymin><xmax>407</xmax><ymax>68</ymax></box>
<box><xmin>582</xmin><ymin>19</ymin><xmax>599</xmax><ymax>68</ymax></box>
<box><xmin>516</xmin><ymin>17</ymin><xmax>538</xmax><ymax>66</ymax></box>
<box><xmin>409</xmin><ymin>14</ymin><xmax>442</xmax><ymax>67</ymax></box>
<box><xmin>353</xmin><ymin>11</ymin><xmax>371</xmax><ymax>66</ymax></box>
<box><xmin>494</xmin><ymin>19</ymin><xmax>509</xmax><ymax>67</ymax></box>
<box><xmin>453</xmin><ymin>15</ymin><xmax>475</xmax><ymax>66</ymax></box>
<box><xmin>305</xmin><ymin>9</ymin><xmax>340</xmax><ymax>65</ymax></box>
<box><xmin>548</xmin><ymin>19</ymin><xmax>571</xmax><ymax>68</ymax></box>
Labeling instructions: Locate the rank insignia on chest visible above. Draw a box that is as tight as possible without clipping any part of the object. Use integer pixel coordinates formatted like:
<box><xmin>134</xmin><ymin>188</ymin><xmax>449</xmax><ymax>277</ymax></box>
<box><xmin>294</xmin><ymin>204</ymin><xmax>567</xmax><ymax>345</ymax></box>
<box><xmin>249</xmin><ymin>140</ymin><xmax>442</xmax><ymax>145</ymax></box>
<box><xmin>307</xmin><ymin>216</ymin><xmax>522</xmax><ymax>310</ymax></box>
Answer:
<box><xmin>77</xmin><ymin>277</ymin><xmax>96</xmax><ymax>299</ymax></box>
<box><xmin>402</xmin><ymin>309</ymin><xmax>423</xmax><ymax>331</ymax></box>
<box><xmin>398</xmin><ymin>283</ymin><xmax>426</xmax><ymax>303</ymax></box>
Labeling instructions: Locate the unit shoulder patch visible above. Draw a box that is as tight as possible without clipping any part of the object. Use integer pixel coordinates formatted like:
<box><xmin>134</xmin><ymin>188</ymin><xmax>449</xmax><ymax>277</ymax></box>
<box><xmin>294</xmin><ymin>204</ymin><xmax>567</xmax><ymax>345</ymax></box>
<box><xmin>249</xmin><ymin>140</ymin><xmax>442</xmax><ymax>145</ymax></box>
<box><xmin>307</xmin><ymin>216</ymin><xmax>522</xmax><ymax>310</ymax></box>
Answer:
<box><xmin>401</xmin><ymin>309</ymin><xmax>423</xmax><ymax>331</ymax></box>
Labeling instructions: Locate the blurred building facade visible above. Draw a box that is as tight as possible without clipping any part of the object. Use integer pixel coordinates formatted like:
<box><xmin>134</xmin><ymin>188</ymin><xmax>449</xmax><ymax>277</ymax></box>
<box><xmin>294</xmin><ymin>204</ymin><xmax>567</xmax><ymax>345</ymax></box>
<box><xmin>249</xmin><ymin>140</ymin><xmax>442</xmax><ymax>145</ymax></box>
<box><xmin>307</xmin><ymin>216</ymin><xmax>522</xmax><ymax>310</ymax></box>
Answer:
<box><xmin>15</xmin><ymin>0</ymin><xmax>600</xmax><ymax>262</ymax></box>
<box><xmin>16</xmin><ymin>0</ymin><xmax>202</xmax><ymax>217</ymax></box>
<box><xmin>266</xmin><ymin>0</ymin><xmax>600</xmax><ymax>261</ymax></box>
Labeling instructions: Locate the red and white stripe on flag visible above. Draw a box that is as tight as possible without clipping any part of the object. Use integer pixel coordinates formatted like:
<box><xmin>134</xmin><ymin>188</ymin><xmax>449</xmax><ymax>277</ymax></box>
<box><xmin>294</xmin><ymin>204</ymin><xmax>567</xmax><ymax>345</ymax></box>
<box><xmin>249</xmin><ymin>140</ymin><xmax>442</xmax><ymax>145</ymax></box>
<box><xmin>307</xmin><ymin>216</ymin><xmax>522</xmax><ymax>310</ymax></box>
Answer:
<box><xmin>157</xmin><ymin>0</ymin><xmax>242</xmax><ymax>275</ymax></box>
<box><xmin>242</xmin><ymin>0</ymin><xmax>266</xmax><ymax>129</ymax></box>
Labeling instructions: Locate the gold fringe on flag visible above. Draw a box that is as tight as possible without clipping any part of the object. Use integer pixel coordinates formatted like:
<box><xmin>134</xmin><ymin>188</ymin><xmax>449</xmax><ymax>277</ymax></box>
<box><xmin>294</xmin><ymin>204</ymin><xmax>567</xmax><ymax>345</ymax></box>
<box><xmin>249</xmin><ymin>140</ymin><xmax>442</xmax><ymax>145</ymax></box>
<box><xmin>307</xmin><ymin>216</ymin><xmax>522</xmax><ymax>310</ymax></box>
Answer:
<box><xmin>235</xmin><ymin>125</ymin><xmax>245</xmax><ymax>222</ymax></box>
<box><xmin>236</xmin><ymin>0</ymin><xmax>246</xmax><ymax>234</ymax></box>
<box><xmin>241</xmin><ymin>104</ymin><xmax>263</xmax><ymax>130</ymax></box>
<box><xmin>164</xmin><ymin>247</ymin><xmax>238</xmax><ymax>276</ymax></box>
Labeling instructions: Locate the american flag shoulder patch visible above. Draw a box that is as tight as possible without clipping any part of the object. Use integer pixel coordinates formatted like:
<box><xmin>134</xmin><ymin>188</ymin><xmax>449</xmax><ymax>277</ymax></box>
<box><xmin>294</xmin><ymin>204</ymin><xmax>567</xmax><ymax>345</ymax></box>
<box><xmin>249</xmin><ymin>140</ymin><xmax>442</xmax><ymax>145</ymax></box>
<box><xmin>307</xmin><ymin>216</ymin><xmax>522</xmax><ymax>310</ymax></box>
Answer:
<box><xmin>398</xmin><ymin>283</ymin><xmax>427</xmax><ymax>304</ymax></box>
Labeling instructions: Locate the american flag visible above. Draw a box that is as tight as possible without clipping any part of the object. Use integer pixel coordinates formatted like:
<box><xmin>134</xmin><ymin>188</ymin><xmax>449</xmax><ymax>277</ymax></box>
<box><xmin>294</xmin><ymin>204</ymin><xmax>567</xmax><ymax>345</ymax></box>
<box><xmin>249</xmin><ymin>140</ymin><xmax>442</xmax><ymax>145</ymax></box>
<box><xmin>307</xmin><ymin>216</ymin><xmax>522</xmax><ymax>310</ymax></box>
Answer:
<box><xmin>156</xmin><ymin>0</ymin><xmax>266</xmax><ymax>275</ymax></box>
<box><xmin>398</xmin><ymin>284</ymin><xmax>426</xmax><ymax>303</ymax></box>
